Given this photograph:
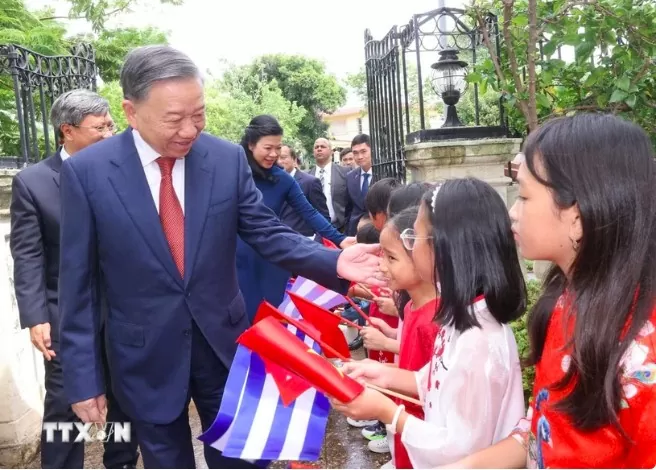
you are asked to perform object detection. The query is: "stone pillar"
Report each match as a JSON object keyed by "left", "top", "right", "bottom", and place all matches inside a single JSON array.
[
  {"left": 404, "top": 137, "right": 534, "bottom": 277},
  {"left": 405, "top": 137, "right": 523, "bottom": 205},
  {"left": 0, "top": 169, "right": 44, "bottom": 467}
]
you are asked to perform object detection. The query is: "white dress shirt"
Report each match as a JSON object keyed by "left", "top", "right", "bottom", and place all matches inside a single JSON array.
[
  {"left": 60, "top": 146, "right": 71, "bottom": 161},
  {"left": 316, "top": 163, "right": 335, "bottom": 222},
  {"left": 290, "top": 168, "right": 297, "bottom": 178},
  {"left": 132, "top": 130, "right": 185, "bottom": 214}
]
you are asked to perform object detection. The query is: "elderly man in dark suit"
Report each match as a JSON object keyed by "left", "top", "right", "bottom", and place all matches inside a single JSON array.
[
  {"left": 57, "top": 45, "right": 383, "bottom": 469},
  {"left": 10, "top": 89, "right": 139, "bottom": 469},
  {"left": 278, "top": 144, "right": 330, "bottom": 237},
  {"left": 308, "top": 137, "right": 351, "bottom": 232}
]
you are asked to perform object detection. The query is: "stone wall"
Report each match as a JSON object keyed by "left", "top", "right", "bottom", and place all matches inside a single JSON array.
[
  {"left": 0, "top": 169, "right": 44, "bottom": 468},
  {"left": 404, "top": 137, "right": 551, "bottom": 282}
]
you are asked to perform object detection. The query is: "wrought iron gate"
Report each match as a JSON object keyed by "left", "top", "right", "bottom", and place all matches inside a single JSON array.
[
  {"left": 364, "top": 8, "right": 503, "bottom": 182},
  {"left": 0, "top": 43, "right": 96, "bottom": 167}
]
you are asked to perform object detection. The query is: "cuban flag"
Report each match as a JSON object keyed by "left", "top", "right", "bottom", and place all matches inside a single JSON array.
[
  {"left": 198, "top": 278, "right": 347, "bottom": 462},
  {"left": 278, "top": 276, "right": 347, "bottom": 319}
]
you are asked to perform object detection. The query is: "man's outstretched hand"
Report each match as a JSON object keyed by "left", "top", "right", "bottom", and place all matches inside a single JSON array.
[
  {"left": 72, "top": 395, "right": 107, "bottom": 424},
  {"left": 336, "top": 243, "right": 387, "bottom": 287}
]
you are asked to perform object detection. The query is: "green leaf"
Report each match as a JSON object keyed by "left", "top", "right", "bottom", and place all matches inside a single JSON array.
[
  {"left": 616, "top": 76, "right": 631, "bottom": 92},
  {"left": 575, "top": 41, "right": 595, "bottom": 63},
  {"left": 536, "top": 93, "right": 551, "bottom": 109},
  {"left": 466, "top": 72, "right": 483, "bottom": 83},
  {"left": 625, "top": 94, "right": 638, "bottom": 108},
  {"left": 609, "top": 89, "right": 629, "bottom": 103}
]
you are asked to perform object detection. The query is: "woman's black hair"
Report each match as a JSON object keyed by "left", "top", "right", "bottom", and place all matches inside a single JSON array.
[
  {"left": 365, "top": 178, "right": 401, "bottom": 216},
  {"left": 240, "top": 114, "right": 283, "bottom": 182},
  {"left": 386, "top": 206, "right": 421, "bottom": 319},
  {"left": 388, "top": 182, "right": 435, "bottom": 218},
  {"left": 421, "top": 178, "right": 526, "bottom": 331},
  {"left": 356, "top": 222, "right": 380, "bottom": 244},
  {"left": 523, "top": 113, "right": 656, "bottom": 432}
]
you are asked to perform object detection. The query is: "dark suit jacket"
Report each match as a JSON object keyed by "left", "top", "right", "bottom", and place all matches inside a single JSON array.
[
  {"left": 346, "top": 167, "right": 369, "bottom": 236},
  {"left": 308, "top": 163, "right": 350, "bottom": 230},
  {"left": 58, "top": 130, "right": 343, "bottom": 424},
  {"left": 10, "top": 153, "right": 64, "bottom": 341},
  {"left": 280, "top": 169, "right": 330, "bottom": 236}
]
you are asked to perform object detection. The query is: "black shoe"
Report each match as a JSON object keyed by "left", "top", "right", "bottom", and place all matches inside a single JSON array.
[{"left": 348, "top": 335, "right": 363, "bottom": 350}]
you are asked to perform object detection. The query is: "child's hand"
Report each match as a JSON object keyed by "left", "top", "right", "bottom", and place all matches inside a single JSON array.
[
  {"left": 340, "top": 360, "right": 391, "bottom": 388},
  {"left": 362, "top": 326, "right": 393, "bottom": 352},
  {"left": 329, "top": 387, "right": 396, "bottom": 422},
  {"left": 373, "top": 296, "right": 399, "bottom": 317},
  {"left": 368, "top": 317, "right": 397, "bottom": 338}
]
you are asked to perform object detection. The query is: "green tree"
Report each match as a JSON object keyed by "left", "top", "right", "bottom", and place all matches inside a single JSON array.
[
  {"left": 76, "top": 27, "right": 169, "bottom": 82},
  {"left": 224, "top": 55, "right": 346, "bottom": 153},
  {"left": 468, "top": 0, "right": 656, "bottom": 135},
  {"left": 203, "top": 79, "right": 306, "bottom": 145},
  {"left": 0, "top": 0, "right": 174, "bottom": 156},
  {"left": 40, "top": 0, "right": 183, "bottom": 33}
]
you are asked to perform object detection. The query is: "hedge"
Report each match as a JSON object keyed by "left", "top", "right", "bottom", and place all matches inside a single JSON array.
[{"left": 509, "top": 279, "right": 542, "bottom": 403}]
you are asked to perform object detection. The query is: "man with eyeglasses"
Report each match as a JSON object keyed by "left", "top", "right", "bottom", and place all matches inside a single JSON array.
[{"left": 10, "top": 89, "right": 138, "bottom": 468}]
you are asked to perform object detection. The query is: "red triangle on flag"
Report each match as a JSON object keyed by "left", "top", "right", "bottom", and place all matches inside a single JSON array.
[{"left": 261, "top": 357, "right": 312, "bottom": 406}]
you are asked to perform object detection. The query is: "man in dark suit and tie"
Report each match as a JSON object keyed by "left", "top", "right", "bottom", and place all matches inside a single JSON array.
[
  {"left": 58, "top": 45, "right": 382, "bottom": 469},
  {"left": 278, "top": 144, "right": 330, "bottom": 237},
  {"left": 345, "top": 134, "right": 374, "bottom": 235},
  {"left": 10, "top": 89, "right": 139, "bottom": 469},
  {"left": 308, "top": 138, "right": 351, "bottom": 231}
]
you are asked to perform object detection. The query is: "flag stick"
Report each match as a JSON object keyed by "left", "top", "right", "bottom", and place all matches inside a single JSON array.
[
  {"left": 357, "top": 283, "right": 375, "bottom": 298},
  {"left": 345, "top": 296, "right": 376, "bottom": 328},
  {"left": 365, "top": 383, "right": 423, "bottom": 406},
  {"left": 332, "top": 313, "right": 363, "bottom": 331}
]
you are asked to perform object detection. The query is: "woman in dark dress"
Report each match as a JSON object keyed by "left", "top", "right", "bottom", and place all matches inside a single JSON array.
[{"left": 237, "top": 115, "right": 354, "bottom": 320}]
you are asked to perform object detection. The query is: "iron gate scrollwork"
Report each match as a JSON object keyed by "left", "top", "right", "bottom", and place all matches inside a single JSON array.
[
  {"left": 365, "top": 7, "right": 505, "bottom": 182},
  {"left": 0, "top": 43, "right": 97, "bottom": 167}
]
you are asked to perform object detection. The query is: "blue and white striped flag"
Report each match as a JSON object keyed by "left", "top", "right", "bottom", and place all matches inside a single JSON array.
[
  {"left": 198, "top": 278, "right": 346, "bottom": 462},
  {"left": 279, "top": 276, "right": 347, "bottom": 319}
]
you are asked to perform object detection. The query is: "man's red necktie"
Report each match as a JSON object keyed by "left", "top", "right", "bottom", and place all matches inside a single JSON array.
[{"left": 156, "top": 157, "right": 184, "bottom": 278}]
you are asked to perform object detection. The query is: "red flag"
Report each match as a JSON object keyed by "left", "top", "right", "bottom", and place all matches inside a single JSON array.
[
  {"left": 253, "top": 302, "right": 349, "bottom": 361},
  {"left": 287, "top": 291, "right": 351, "bottom": 360},
  {"left": 321, "top": 238, "right": 338, "bottom": 250},
  {"left": 238, "top": 316, "right": 364, "bottom": 403}
]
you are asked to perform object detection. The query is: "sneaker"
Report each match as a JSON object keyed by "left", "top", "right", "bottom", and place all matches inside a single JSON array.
[
  {"left": 346, "top": 417, "right": 378, "bottom": 428},
  {"left": 362, "top": 421, "right": 384, "bottom": 440},
  {"left": 380, "top": 460, "right": 395, "bottom": 469},
  {"left": 368, "top": 436, "right": 390, "bottom": 453}
]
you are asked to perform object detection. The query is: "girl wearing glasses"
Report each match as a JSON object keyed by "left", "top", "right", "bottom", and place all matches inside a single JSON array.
[
  {"left": 331, "top": 178, "right": 527, "bottom": 468},
  {"left": 358, "top": 206, "right": 440, "bottom": 459}
]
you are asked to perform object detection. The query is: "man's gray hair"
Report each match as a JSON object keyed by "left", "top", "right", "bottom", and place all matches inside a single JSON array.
[
  {"left": 120, "top": 45, "right": 202, "bottom": 102},
  {"left": 50, "top": 89, "right": 110, "bottom": 140}
]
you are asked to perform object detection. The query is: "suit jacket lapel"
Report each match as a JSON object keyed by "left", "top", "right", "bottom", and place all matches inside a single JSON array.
[
  {"left": 183, "top": 144, "right": 212, "bottom": 287},
  {"left": 108, "top": 130, "right": 183, "bottom": 286}
]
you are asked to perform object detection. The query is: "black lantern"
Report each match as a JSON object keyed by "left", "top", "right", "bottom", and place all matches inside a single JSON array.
[{"left": 430, "top": 48, "right": 468, "bottom": 127}]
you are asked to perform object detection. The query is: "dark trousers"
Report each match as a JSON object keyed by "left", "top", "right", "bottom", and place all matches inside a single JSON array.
[
  {"left": 133, "top": 321, "right": 258, "bottom": 469},
  {"left": 41, "top": 339, "right": 139, "bottom": 469}
]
